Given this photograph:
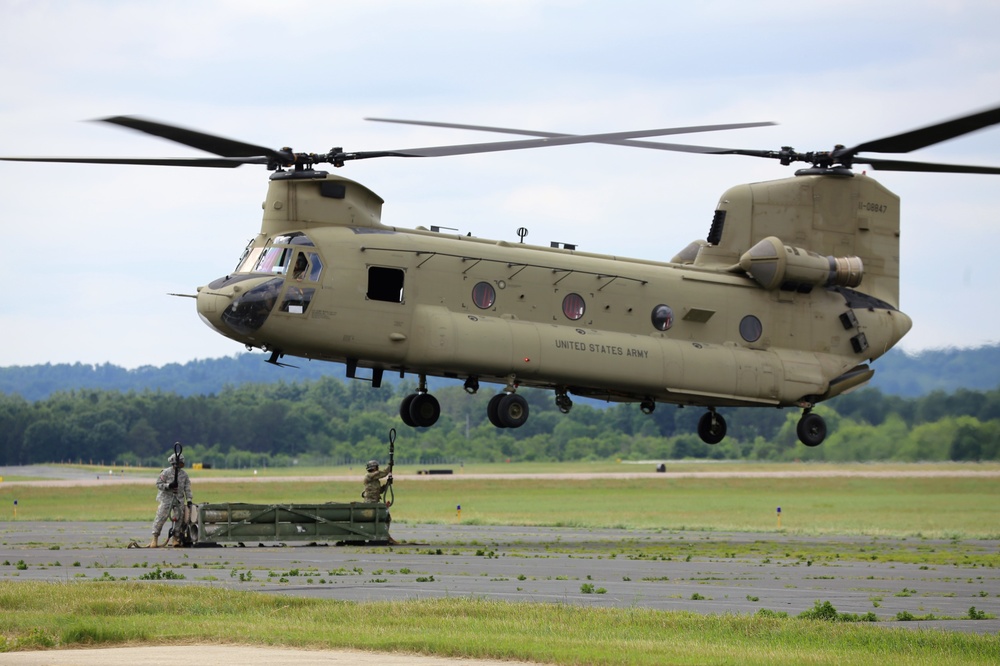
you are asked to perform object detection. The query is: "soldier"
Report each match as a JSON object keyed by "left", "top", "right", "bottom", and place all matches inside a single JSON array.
[
  {"left": 363, "top": 459, "right": 396, "bottom": 543},
  {"left": 148, "top": 447, "right": 193, "bottom": 548},
  {"left": 363, "top": 459, "right": 392, "bottom": 502}
]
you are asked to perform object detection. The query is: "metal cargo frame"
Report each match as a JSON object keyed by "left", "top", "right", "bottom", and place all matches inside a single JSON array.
[{"left": 194, "top": 502, "right": 390, "bottom": 545}]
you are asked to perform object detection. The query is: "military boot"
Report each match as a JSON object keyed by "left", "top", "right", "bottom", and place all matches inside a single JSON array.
[{"left": 147, "top": 536, "right": 159, "bottom": 548}]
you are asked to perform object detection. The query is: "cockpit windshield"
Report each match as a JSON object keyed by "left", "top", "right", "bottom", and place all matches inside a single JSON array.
[{"left": 234, "top": 233, "right": 318, "bottom": 275}]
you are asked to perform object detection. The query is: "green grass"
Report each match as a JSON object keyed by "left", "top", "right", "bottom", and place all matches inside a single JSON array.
[
  {"left": 3, "top": 465, "right": 1000, "bottom": 538},
  {"left": 1, "top": 581, "right": 998, "bottom": 665}
]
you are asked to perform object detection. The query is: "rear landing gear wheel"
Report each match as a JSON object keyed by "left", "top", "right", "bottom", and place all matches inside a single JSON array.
[
  {"left": 497, "top": 393, "right": 529, "bottom": 428},
  {"left": 488, "top": 393, "right": 529, "bottom": 428},
  {"left": 797, "top": 411, "right": 827, "bottom": 447},
  {"left": 487, "top": 393, "right": 505, "bottom": 428},
  {"left": 407, "top": 393, "right": 440, "bottom": 428},
  {"left": 399, "top": 394, "right": 417, "bottom": 427},
  {"left": 697, "top": 410, "right": 727, "bottom": 445}
]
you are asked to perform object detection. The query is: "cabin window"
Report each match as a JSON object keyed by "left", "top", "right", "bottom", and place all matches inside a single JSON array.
[
  {"left": 472, "top": 282, "right": 496, "bottom": 309},
  {"left": 562, "top": 293, "right": 586, "bottom": 321},
  {"left": 651, "top": 304, "right": 674, "bottom": 331},
  {"left": 367, "top": 266, "right": 404, "bottom": 303},
  {"left": 740, "top": 315, "right": 762, "bottom": 343}
]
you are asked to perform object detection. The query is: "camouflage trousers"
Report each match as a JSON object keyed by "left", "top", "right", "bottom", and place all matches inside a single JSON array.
[{"left": 152, "top": 497, "right": 187, "bottom": 537}]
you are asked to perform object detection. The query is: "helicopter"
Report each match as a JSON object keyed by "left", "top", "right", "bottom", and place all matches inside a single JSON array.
[{"left": 4, "top": 104, "right": 1000, "bottom": 448}]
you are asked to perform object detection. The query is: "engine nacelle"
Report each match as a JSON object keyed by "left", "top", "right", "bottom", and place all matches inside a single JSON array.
[{"left": 739, "top": 236, "right": 863, "bottom": 291}]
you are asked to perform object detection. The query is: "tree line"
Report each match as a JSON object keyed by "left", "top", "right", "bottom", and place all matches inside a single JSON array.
[{"left": 1, "top": 377, "right": 999, "bottom": 467}]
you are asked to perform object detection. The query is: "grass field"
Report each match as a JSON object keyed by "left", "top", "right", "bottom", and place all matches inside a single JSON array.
[
  {"left": 2, "top": 582, "right": 999, "bottom": 665},
  {"left": 1, "top": 463, "right": 999, "bottom": 663},
  {"left": 2, "top": 462, "right": 999, "bottom": 538}
]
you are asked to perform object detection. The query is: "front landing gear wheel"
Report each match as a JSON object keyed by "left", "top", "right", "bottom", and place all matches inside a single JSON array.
[
  {"left": 697, "top": 410, "right": 727, "bottom": 444},
  {"left": 797, "top": 411, "right": 827, "bottom": 447}
]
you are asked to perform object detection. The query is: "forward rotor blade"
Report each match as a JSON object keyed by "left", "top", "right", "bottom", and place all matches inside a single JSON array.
[
  {"left": 0, "top": 156, "right": 264, "bottom": 168},
  {"left": 856, "top": 156, "right": 1000, "bottom": 175},
  {"left": 97, "top": 116, "right": 286, "bottom": 160},
  {"left": 365, "top": 118, "right": 775, "bottom": 155},
  {"left": 844, "top": 103, "right": 1000, "bottom": 156}
]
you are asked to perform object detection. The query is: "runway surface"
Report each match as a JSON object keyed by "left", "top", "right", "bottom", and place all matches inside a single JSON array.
[{"left": 2, "top": 519, "right": 998, "bottom": 636}]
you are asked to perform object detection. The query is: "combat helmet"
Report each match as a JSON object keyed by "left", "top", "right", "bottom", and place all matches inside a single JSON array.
[
  {"left": 168, "top": 452, "right": 186, "bottom": 466},
  {"left": 366, "top": 460, "right": 379, "bottom": 472}
]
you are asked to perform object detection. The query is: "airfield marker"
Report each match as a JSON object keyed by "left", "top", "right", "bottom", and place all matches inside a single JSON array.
[{"left": 777, "top": 506, "right": 782, "bottom": 529}]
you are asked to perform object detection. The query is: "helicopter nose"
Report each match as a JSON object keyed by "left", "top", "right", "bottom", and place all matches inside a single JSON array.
[
  {"left": 196, "top": 275, "right": 283, "bottom": 338},
  {"left": 196, "top": 287, "right": 233, "bottom": 336},
  {"left": 891, "top": 309, "right": 913, "bottom": 347}
]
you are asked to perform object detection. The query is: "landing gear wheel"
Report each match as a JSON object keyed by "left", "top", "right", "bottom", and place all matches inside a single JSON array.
[
  {"left": 487, "top": 393, "right": 506, "bottom": 428},
  {"left": 497, "top": 393, "right": 529, "bottom": 428},
  {"left": 797, "top": 411, "right": 827, "bottom": 447},
  {"left": 697, "top": 410, "right": 727, "bottom": 444},
  {"left": 555, "top": 392, "right": 573, "bottom": 414},
  {"left": 399, "top": 394, "right": 417, "bottom": 427},
  {"left": 408, "top": 393, "right": 440, "bottom": 428}
]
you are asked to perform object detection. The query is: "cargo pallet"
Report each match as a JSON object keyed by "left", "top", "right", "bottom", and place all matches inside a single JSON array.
[{"left": 193, "top": 502, "right": 390, "bottom": 545}]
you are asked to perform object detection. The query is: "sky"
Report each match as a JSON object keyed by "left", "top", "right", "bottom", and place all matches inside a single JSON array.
[{"left": 2, "top": 0, "right": 1000, "bottom": 369}]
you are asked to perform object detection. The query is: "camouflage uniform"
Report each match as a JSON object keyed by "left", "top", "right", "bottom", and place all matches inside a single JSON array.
[
  {"left": 363, "top": 467, "right": 390, "bottom": 503},
  {"left": 152, "top": 464, "right": 193, "bottom": 538}
]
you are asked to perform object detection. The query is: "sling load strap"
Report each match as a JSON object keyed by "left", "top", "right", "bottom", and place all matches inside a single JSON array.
[{"left": 381, "top": 428, "right": 395, "bottom": 508}]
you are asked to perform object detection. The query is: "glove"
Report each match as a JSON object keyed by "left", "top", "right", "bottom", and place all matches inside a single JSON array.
[
  {"left": 168, "top": 480, "right": 178, "bottom": 489},
  {"left": 187, "top": 501, "right": 193, "bottom": 508}
]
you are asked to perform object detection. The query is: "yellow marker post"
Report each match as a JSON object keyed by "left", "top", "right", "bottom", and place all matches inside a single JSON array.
[
  {"left": 457, "top": 504, "right": 461, "bottom": 521},
  {"left": 13, "top": 499, "right": 17, "bottom": 521},
  {"left": 776, "top": 506, "right": 782, "bottom": 529}
]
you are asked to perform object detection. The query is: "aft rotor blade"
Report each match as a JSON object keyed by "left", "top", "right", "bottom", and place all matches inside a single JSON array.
[
  {"left": 356, "top": 121, "right": 777, "bottom": 160},
  {"left": 97, "top": 116, "right": 288, "bottom": 160},
  {"left": 365, "top": 118, "right": 775, "bottom": 155},
  {"left": 843, "top": 103, "right": 1000, "bottom": 156},
  {"left": 857, "top": 156, "right": 1000, "bottom": 174}
]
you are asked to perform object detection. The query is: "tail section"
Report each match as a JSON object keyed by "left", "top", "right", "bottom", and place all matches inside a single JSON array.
[{"left": 698, "top": 173, "right": 901, "bottom": 308}]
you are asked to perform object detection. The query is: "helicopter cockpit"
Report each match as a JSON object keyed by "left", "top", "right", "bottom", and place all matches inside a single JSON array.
[{"left": 203, "top": 232, "right": 325, "bottom": 337}]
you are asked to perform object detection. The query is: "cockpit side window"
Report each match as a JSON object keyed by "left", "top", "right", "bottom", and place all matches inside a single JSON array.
[
  {"left": 290, "top": 251, "right": 324, "bottom": 282},
  {"left": 307, "top": 252, "right": 323, "bottom": 281}
]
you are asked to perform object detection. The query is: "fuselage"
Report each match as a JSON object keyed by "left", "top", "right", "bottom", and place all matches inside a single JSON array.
[{"left": 196, "top": 171, "right": 911, "bottom": 410}]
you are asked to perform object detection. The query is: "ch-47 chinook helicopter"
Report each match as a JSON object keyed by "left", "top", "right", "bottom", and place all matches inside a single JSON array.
[{"left": 5, "top": 104, "right": 1000, "bottom": 447}]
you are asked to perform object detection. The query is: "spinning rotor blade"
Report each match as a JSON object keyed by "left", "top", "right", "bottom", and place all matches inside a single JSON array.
[
  {"left": 2, "top": 117, "right": 776, "bottom": 170},
  {"left": 365, "top": 118, "right": 775, "bottom": 154},
  {"left": 371, "top": 106, "right": 1000, "bottom": 175},
  {"left": 98, "top": 116, "right": 286, "bottom": 160},
  {"left": 363, "top": 121, "right": 778, "bottom": 159},
  {"left": 844, "top": 103, "right": 1000, "bottom": 156},
  {"left": 856, "top": 156, "right": 1000, "bottom": 175},
  {"left": 0, "top": 156, "right": 263, "bottom": 168}
]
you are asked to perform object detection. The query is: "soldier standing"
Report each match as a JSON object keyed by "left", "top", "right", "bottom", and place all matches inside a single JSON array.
[
  {"left": 363, "top": 459, "right": 396, "bottom": 542},
  {"left": 148, "top": 447, "right": 193, "bottom": 548}
]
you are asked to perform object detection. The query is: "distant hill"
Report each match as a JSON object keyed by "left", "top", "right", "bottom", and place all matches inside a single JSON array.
[{"left": 0, "top": 345, "right": 997, "bottom": 401}]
